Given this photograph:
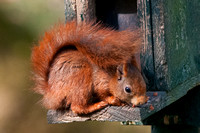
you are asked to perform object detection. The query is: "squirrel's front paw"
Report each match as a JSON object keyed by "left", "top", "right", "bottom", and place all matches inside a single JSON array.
[
  {"left": 97, "top": 101, "right": 108, "bottom": 108},
  {"left": 106, "top": 96, "right": 124, "bottom": 106}
]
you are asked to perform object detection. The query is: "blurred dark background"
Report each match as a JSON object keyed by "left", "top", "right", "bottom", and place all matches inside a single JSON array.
[{"left": 0, "top": 0, "right": 150, "bottom": 132}]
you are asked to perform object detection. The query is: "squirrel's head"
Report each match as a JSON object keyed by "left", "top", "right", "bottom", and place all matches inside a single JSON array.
[{"left": 110, "top": 56, "right": 148, "bottom": 107}]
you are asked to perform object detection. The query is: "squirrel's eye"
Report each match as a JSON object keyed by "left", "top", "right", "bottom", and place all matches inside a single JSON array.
[{"left": 125, "top": 87, "right": 131, "bottom": 93}]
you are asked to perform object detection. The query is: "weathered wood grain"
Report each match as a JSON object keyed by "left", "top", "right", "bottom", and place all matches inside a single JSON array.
[
  {"left": 65, "top": 0, "right": 77, "bottom": 22},
  {"left": 151, "top": 0, "right": 200, "bottom": 91},
  {"left": 138, "top": 0, "right": 155, "bottom": 90},
  {"left": 146, "top": 85, "right": 200, "bottom": 127},
  {"left": 151, "top": 0, "right": 168, "bottom": 91},
  {"left": 47, "top": 92, "right": 167, "bottom": 124},
  {"left": 164, "top": 0, "right": 200, "bottom": 90},
  {"left": 65, "top": 0, "right": 95, "bottom": 23},
  {"left": 76, "top": 0, "right": 96, "bottom": 23}
]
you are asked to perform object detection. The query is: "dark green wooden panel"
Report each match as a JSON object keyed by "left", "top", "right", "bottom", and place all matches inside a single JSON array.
[
  {"left": 151, "top": 0, "right": 200, "bottom": 91},
  {"left": 164, "top": 0, "right": 200, "bottom": 90},
  {"left": 151, "top": 0, "right": 168, "bottom": 91},
  {"left": 185, "top": 0, "right": 200, "bottom": 73},
  {"left": 138, "top": 0, "right": 155, "bottom": 90}
]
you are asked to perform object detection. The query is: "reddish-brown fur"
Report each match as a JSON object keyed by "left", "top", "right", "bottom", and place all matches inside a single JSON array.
[{"left": 31, "top": 21, "right": 147, "bottom": 114}]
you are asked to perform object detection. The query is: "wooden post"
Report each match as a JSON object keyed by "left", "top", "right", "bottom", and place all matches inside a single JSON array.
[
  {"left": 76, "top": 0, "right": 96, "bottom": 23},
  {"left": 65, "top": 0, "right": 77, "bottom": 22},
  {"left": 65, "top": 0, "right": 95, "bottom": 23},
  {"left": 137, "top": 0, "right": 155, "bottom": 90}
]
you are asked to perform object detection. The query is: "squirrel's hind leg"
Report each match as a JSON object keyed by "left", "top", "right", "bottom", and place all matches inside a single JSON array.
[
  {"left": 71, "top": 101, "right": 108, "bottom": 115},
  {"left": 70, "top": 96, "right": 125, "bottom": 115}
]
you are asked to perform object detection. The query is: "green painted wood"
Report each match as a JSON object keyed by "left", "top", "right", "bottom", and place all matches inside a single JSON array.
[
  {"left": 145, "top": 85, "right": 200, "bottom": 127},
  {"left": 164, "top": 0, "right": 200, "bottom": 90},
  {"left": 151, "top": 0, "right": 200, "bottom": 91},
  {"left": 138, "top": 0, "right": 155, "bottom": 90},
  {"left": 149, "top": 1, "right": 200, "bottom": 128},
  {"left": 151, "top": 0, "right": 168, "bottom": 91}
]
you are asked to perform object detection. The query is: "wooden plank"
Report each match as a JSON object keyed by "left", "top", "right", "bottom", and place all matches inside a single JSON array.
[
  {"left": 137, "top": 0, "right": 155, "bottom": 90},
  {"left": 146, "top": 85, "right": 200, "bottom": 127},
  {"left": 47, "top": 92, "right": 167, "bottom": 124},
  {"left": 151, "top": 0, "right": 168, "bottom": 91},
  {"left": 144, "top": 74, "right": 200, "bottom": 126}
]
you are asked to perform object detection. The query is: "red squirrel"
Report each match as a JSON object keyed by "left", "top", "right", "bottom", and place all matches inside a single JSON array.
[{"left": 31, "top": 21, "right": 148, "bottom": 114}]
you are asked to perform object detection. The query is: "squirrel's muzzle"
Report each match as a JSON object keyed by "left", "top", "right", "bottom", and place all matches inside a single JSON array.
[{"left": 131, "top": 95, "right": 148, "bottom": 107}]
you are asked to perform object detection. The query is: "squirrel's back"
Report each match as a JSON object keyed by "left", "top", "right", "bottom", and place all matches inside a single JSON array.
[{"left": 31, "top": 21, "right": 141, "bottom": 95}]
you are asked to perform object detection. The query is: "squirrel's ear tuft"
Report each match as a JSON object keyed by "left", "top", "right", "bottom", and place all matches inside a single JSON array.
[
  {"left": 117, "top": 64, "right": 123, "bottom": 80},
  {"left": 122, "top": 63, "right": 128, "bottom": 77},
  {"left": 117, "top": 63, "right": 128, "bottom": 79}
]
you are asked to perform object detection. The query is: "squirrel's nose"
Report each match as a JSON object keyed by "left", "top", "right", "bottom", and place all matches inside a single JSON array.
[{"left": 131, "top": 95, "right": 148, "bottom": 107}]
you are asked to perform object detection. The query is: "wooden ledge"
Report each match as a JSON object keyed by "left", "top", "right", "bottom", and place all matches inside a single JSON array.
[{"left": 47, "top": 91, "right": 167, "bottom": 124}]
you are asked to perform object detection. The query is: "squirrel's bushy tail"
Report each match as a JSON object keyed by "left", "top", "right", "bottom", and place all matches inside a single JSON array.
[{"left": 31, "top": 21, "right": 142, "bottom": 94}]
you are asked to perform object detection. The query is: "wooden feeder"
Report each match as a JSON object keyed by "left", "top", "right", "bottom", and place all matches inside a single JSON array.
[{"left": 48, "top": 0, "right": 200, "bottom": 132}]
